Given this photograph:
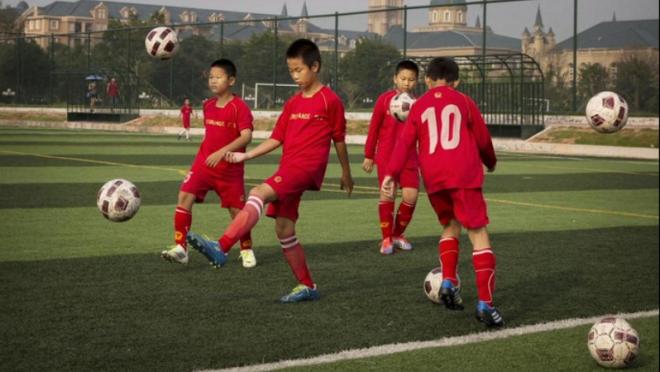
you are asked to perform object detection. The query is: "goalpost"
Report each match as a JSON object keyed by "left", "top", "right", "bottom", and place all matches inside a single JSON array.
[{"left": 252, "top": 82, "right": 299, "bottom": 110}]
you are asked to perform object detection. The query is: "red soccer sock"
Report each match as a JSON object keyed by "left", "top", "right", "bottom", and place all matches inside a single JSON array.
[
  {"left": 393, "top": 201, "right": 416, "bottom": 237},
  {"left": 378, "top": 201, "right": 395, "bottom": 239},
  {"left": 239, "top": 232, "right": 253, "bottom": 251},
  {"left": 473, "top": 249, "right": 496, "bottom": 306},
  {"left": 174, "top": 206, "right": 192, "bottom": 250},
  {"left": 280, "top": 235, "right": 314, "bottom": 288},
  {"left": 438, "top": 237, "right": 459, "bottom": 286},
  {"left": 219, "top": 196, "right": 263, "bottom": 253}
]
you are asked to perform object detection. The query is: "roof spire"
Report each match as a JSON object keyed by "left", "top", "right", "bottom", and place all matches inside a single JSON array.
[
  {"left": 301, "top": 1, "right": 308, "bottom": 18},
  {"left": 534, "top": 4, "right": 543, "bottom": 30},
  {"left": 281, "top": 3, "right": 288, "bottom": 17},
  {"left": 611, "top": 11, "right": 616, "bottom": 22},
  {"left": 475, "top": 15, "right": 481, "bottom": 28}
]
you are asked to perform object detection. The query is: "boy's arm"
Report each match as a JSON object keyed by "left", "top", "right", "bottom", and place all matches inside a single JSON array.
[
  {"left": 226, "top": 138, "right": 281, "bottom": 163},
  {"left": 334, "top": 141, "right": 354, "bottom": 197},
  {"left": 205, "top": 129, "right": 252, "bottom": 167},
  {"left": 382, "top": 114, "right": 418, "bottom": 198},
  {"left": 467, "top": 99, "right": 497, "bottom": 171},
  {"left": 363, "top": 95, "right": 386, "bottom": 173}
]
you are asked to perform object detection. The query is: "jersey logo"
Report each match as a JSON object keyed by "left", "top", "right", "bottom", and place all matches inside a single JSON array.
[
  {"left": 274, "top": 176, "right": 283, "bottom": 183},
  {"left": 289, "top": 113, "right": 311, "bottom": 120},
  {"left": 175, "top": 231, "right": 184, "bottom": 241},
  {"left": 434, "top": 92, "right": 443, "bottom": 99}
]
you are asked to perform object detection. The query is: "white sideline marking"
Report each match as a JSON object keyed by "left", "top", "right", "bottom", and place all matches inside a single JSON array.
[{"left": 199, "top": 309, "right": 658, "bottom": 372}]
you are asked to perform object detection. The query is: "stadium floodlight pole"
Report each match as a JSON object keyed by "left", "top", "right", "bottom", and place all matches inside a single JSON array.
[
  {"left": 49, "top": 34, "right": 54, "bottom": 104},
  {"left": 572, "top": 0, "right": 578, "bottom": 113},
  {"left": 220, "top": 21, "right": 224, "bottom": 57},
  {"left": 334, "top": 12, "right": 339, "bottom": 89},
  {"left": 403, "top": 5, "right": 407, "bottom": 58},
  {"left": 86, "top": 31, "right": 91, "bottom": 70}
]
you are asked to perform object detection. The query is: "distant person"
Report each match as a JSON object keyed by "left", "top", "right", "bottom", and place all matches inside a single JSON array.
[
  {"left": 106, "top": 78, "right": 119, "bottom": 110},
  {"left": 363, "top": 60, "right": 420, "bottom": 255},
  {"left": 382, "top": 57, "right": 503, "bottom": 327},
  {"left": 178, "top": 98, "right": 193, "bottom": 141},
  {"left": 86, "top": 82, "right": 97, "bottom": 112}
]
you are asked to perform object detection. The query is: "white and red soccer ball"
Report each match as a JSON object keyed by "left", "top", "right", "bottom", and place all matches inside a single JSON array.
[
  {"left": 144, "top": 26, "right": 180, "bottom": 60},
  {"left": 390, "top": 92, "right": 415, "bottom": 122},
  {"left": 423, "top": 267, "right": 460, "bottom": 304},
  {"left": 587, "top": 317, "right": 640, "bottom": 368},
  {"left": 585, "top": 91, "right": 629, "bottom": 134},
  {"left": 97, "top": 179, "right": 141, "bottom": 222}
]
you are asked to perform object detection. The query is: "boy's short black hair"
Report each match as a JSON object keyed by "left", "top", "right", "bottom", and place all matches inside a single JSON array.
[
  {"left": 210, "top": 58, "right": 237, "bottom": 78},
  {"left": 395, "top": 60, "right": 419, "bottom": 77},
  {"left": 286, "top": 39, "right": 322, "bottom": 70},
  {"left": 426, "top": 57, "right": 459, "bottom": 82}
]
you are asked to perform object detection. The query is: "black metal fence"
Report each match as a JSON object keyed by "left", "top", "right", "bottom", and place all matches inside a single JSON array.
[{"left": 0, "top": 0, "right": 657, "bottom": 118}]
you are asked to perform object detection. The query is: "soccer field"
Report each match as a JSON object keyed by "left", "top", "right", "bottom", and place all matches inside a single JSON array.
[{"left": 0, "top": 127, "right": 658, "bottom": 371}]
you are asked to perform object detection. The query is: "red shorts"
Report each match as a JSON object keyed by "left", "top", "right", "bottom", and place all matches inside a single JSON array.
[
  {"left": 377, "top": 162, "right": 419, "bottom": 189},
  {"left": 180, "top": 167, "right": 245, "bottom": 209},
  {"left": 264, "top": 167, "right": 316, "bottom": 222},
  {"left": 428, "top": 188, "right": 489, "bottom": 229}
]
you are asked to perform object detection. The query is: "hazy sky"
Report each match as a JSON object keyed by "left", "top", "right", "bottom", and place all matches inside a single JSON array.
[{"left": 6, "top": 0, "right": 659, "bottom": 41}]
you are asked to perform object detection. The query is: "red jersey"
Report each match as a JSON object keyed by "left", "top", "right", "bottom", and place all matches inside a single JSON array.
[
  {"left": 192, "top": 95, "right": 253, "bottom": 177},
  {"left": 365, "top": 89, "right": 418, "bottom": 168},
  {"left": 271, "top": 86, "right": 346, "bottom": 190},
  {"left": 181, "top": 104, "right": 193, "bottom": 127},
  {"left": 388, "top": 86, "right": 496, "bottom": 193}
]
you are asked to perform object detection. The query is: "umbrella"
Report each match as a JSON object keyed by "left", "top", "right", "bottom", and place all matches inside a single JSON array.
[{"left": 85, "top": 74, "right": 105, "bottom": 81}]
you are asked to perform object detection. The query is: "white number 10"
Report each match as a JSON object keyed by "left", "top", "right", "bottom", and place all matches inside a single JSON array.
[{"left": 422, "top": 104, "right": 462, "bottom": 154}]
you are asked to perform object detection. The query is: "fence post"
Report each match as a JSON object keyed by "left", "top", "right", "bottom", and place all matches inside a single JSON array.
[
  {"left": 272, "top": 16, "right": 278, "bottom": 109},
  {"left": 49, "top": 34, "right": 55, "bottom": 104},
  {"left": 334, "top": 12, "right": 339, "bottom": 89},
  {"left": 86, "top": 31, "right": 91, "bottom": 70},
  {"left": 481, "top": 1, "right": 487, "bottom": 103},
  {"left": 572, "top": 0, "right": 578, "bottom": 112},
  {"left": 403, "top": 5, "right": 407, "bottom": 58},
  {"left": 220, "top": 21, "right": 224, "bottom": 57}
]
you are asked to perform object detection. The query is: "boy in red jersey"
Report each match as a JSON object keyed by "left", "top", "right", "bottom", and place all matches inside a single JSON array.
[
  {"left": 177, "top": 97, "right": 193, "bottom": 141},
  {"left": 187, "top": 39, "right": 354, "bottom": 303},
  {"left": 363, "top": 60, "right": 420, "bottom": 255},
  {"left": 382, "top": 57, "right": 503, "bottom": 327},
  {"left": 161, "top": 59, "right": 257, "bottom": 269}
]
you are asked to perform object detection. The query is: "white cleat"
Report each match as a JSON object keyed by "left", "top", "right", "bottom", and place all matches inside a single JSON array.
[
  {"left": 161, "top": 244, "right": 189, "bottom": 265},
  {"left": 239, "top": 249, "right": 257, "bottom": 268}
]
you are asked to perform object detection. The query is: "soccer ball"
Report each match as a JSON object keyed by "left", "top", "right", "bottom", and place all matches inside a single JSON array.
[
  {"left": 144, "top": 27, "right": 179, "bottom": 60},
  {"left": 390, "top": 92, "right": 415, "bottom": 122},
  {"left": 423, "top": 267, "right": 460, "bottom": 304},
  {"left": 585, "top": 91, "right": 629, "bottom": 133},
  {"left": 587, "top": 317, "right": 640, "bottom": 368},
  {"left": 97, "top": 179, "right": 141, "bottom": 222}
]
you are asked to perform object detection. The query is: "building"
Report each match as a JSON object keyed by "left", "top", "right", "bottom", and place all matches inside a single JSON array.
[{"left": 523, "top": 7, "right": 659, "bottom": 80}]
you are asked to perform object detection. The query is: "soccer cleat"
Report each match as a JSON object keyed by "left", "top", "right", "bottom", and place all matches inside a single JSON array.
[
  {"left": 475, "top": 301, "right": 505, "bottom": 328},
  {"left": 393, "top": 235, "right": 413, "bottom": 251},
  {"left": 160, "top": 244, "right": 189, "bottom": 265},
  {"left": 379, "top": 237, "right": 395, "bottom": 255},
  {"left": 279, "top": 284, "right": 320, "bottom": 303},
  {"left": 187, "top": 232, "right": 227, "bottom": 268},
  {"left": 439, "top": 279, "right": 464, "bottom": 310},
  {"left": 239, "top": 249, "right": 257, "bottom": 268}
]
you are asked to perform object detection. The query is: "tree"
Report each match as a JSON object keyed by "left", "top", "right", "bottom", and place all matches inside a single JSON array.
[
  {"left": 338, "top": 37, "right": 401, "bottom": 108},
  {"left": 615, "top": 56, "right": 659, "bottom": 114},
  {"left": 577, "top": 62, "right": 609, "bottom": 103},
  {"left": 0, "top": 1, "right": 19, "bottom": 36}
]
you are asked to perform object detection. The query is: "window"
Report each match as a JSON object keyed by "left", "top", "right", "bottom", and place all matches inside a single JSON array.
[
  {"left": 432, "top": 11, "right": 437, "bottom": 23},
  {"left": 97, "top": 9, "right": 106, "bottom": 19},
  {"left": 444, "top": 11, "right": 450, "bottom": 22},
  {"left": 50, "top": 20, "right": 59, "bottom": 30},
  {"left": 457, "top": 11, "right": 463, "bottom": 23}
]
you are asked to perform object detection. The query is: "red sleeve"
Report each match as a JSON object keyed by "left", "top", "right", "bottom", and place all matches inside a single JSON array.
[
  {"left": 387, "top": 108, "right": 418, "bottom": 179},
  {"left": 467, "top": 97, "right": 496, "bottom": 170},
  {"left": 364, "top": 94, "right": 387, "bottom": 159},
  {"left": 271, "top": 101, "right": 290, "bottom": 142},
  {"left": 330, "top": 97, "right": 346, "bottom": 143},
  {"left": 237, "top": 102, "right": 254, "bottom": 132}
]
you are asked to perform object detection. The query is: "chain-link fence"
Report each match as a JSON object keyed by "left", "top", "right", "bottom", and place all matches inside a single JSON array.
[{"left": 1, "top": 0, "right": 657, "bottom": 116}]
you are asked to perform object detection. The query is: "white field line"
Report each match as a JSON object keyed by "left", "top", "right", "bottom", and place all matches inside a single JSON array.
[{"left": 199, "top": 309, "right": 659, "bottom": 372}]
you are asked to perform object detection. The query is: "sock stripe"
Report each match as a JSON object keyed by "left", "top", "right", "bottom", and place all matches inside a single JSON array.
[
  {"left": 401, "top": 202, "right": 416, "bottom": 207},
  {"left": 280, "top": 238, "right": 299, "bottom": 249},
  {"left": 473, "top": 249, "right": 493, "bottom": 256},
  {"left": 246, "top": 200, "right": 263, "bottom": 215},
  {"left": 440, "top": 237, "right": 458, "bottom": 243},
  {"left": 175, "top": 207, "right": 191, "bottom": 215},
  {"left": 247, "top": 196, "right": 264, "bottom": 210}
]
